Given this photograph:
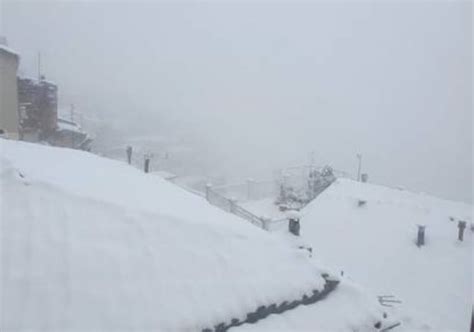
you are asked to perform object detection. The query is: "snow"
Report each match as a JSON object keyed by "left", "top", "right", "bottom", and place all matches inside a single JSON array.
[
  {"left": 286, "top": 210, "right": 302, "bottom": 220},
  {"left": 0, "top": 44, "right": 19, "bottom": 57},
  {"left": 150, "top": 170, "right": 178, "bottom": 180},
  {"left": 57, "top": 118, "right": 84, "bottom": 133},
  {"left": 241, "top": 198, "right": 286, "bottom": 221},
  {"left": 233, "top": 280, "right": 399, "bottom": 332},
  {"left": 0, "top": 139, "right": 391, "bottom": 331},
  {"left": 288, "top": 178, "right": 473, "bottom": 331}
]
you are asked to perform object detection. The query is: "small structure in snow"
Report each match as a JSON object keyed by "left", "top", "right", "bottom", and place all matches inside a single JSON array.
[
  {"left": 357, "top": 199, "right": 367, "bottom": 207},
  {"left": 416, "top": 224, "right": 426, "bottom": 247},
  {"left": 457, "top": 221, "right": 467, "bottom": 241},
  {"left": 49, "top": 118, "right": 92, "bottom": 151},
  {"left": 287, "top": 210, "right": 301, "bottom": 236}
]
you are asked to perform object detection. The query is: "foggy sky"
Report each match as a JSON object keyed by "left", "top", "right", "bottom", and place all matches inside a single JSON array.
[{"left": 1, "top": 0, "right": 472, "bottom": 203}]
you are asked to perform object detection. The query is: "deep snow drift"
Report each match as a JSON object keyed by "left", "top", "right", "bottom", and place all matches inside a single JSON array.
[
  {"left": 292, "top": 178, "right": 472, "bottom": 331},
  {"left": 1, "top": 139, "right": 389, "bottom": 331}
]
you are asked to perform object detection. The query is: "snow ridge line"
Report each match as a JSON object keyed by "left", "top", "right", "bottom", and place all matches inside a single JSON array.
[{"left": 202, "top": 274, "right": 339, "bottom": 332}]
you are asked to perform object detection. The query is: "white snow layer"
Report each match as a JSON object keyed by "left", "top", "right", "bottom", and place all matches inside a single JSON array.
[
  {"left": 294, "top": 178, "right": 472, "bottom": 332},
  {"left": 233, "top": 280, "right": 399, "bottom": 332},
  {"left": 0, "top": 139, "right": 388, "bottom": 331}
]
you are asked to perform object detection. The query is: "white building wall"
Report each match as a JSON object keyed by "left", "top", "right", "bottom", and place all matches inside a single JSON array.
[{"left": 0, "top": 47, "right": 20, "bottom": 139}]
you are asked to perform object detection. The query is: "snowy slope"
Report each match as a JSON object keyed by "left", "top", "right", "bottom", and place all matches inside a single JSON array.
[
  {"left": 0, "top": 140, "right": 389, "bottom": 331},
  {"left": 295, "top": 178, "right": 472, "bottom": 331}
]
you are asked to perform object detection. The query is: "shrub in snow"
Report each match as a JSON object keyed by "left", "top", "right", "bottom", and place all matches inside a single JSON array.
[{"left": 306, "top": 165, "right": 336, "bottom": 202}]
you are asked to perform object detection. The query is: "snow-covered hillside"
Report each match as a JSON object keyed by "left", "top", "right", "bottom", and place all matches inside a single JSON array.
[
  {"left": 0, "top": 139, "right": 391, "bottom": 331},
  {"left": 295, "top": 178, "right": 472, "bottom": 331}
]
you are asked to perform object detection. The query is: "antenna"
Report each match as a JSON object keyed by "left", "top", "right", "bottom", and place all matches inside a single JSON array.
[
  {"left": 70, "top": 104, "right": 75, "bottom": 122},
  {"left": 37, "top": 52, "right": 41, "bottom": 81}
]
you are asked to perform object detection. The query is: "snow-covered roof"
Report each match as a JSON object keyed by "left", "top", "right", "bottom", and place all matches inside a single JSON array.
[
  {"left": 294, "top": 178, "right": 472, "bottom": 331},
  {"left": 0, "top": 44, "right": 19, "bottom": 57},
  {"left": 18, "top": 75, "right": 57, "bottom": 86},
  {"left": 1, "top": 139, "right": 399, "bottom": 331},
  {"left": 56, "top": 118, "right": 84, "bottom": 134}
]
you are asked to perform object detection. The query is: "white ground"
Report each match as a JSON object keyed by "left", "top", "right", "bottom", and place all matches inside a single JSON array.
[
  {"left": 0, "top": 139, "right": 391, "bottom": 331},
  {"left": 271, "top": 178, "right": 472, "bottom": 331},
  {"left": 241, "top": 197, "right": 286, "bottom": 221}
]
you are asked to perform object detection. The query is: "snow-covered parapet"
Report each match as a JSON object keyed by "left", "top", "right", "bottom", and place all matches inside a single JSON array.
[
  {"left": 0, "top": 44, "right": 19, "bottom": 57},
  {"left": 286, "top": 209, "right": 301, "bottom": 220},
  {"left": 56, "top": 118, "right": 84, "bottom": 132}
]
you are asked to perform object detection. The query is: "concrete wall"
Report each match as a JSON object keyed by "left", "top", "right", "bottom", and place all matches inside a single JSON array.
[{"left": 0, "top": 48, "right": 19, "bottom": 139}]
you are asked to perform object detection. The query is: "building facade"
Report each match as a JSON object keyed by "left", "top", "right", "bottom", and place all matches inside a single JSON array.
[
  {"left": 0, "top": 45, "right": 20, "bottom": 139},
  {"left": 18, "top": 77, "right": 58, "bottom": 141}
]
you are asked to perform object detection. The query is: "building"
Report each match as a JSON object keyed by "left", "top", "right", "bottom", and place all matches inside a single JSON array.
[
  {"left": 48, "top": 117, "right": 92, "bottom": 151},
  {"left": 17, "top": 77, "right": 93, "bottom": 150},
  {"left": 0, "top": 42, "right": 20, "bottom": 139},
  {"left": 18, "top": 77, "right": 58, "bottom": 141}
]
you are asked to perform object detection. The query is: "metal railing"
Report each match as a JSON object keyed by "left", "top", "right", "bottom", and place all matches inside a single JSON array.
[{"left": 206, "top": 185, "right": 268, "bottom": 230}]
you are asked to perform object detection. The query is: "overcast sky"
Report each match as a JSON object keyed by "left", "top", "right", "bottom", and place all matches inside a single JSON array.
[{"left": 1, "top": 0, "right": 472, "bottom": 203}]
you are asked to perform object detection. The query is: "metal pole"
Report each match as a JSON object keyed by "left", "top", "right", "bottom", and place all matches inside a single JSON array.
[
  {"left": 356, "top": 153, "right": 362, "bottom": 181},
  {"left": 126, "top": 146, "right": 133, "bottom": 165},
  {"left": 37, "top": 52, "right": 41, "bottom": 81},
  {"left": 144, "top": 154, "right": 151, "bottom": 173},
  {"left": 70, "top": 104, "right": 75, "bottom": 148}
]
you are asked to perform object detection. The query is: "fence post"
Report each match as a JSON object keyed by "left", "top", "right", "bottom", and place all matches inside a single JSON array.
[
  {"left": 205, "top": 184, "right": 212, "bottom": 202},
  {"left": 144, "top": 155, "right": 151, "bottom": 173},
  {"left": 458, "top": 221, "right": 467, "bottom": 241},
  {"left": 126, "top": 146, "right": 133, "bottom": 165},
  {"left": 416, "top": 225, "right": 426, "bottom": 247}
]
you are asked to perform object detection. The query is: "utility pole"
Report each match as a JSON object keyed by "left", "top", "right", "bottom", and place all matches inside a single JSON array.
[
  {"left": 70, "top": 103, "right": 75, "bottom": 122},
  {"left": 70, "top": 104, "right": 75, "bottom": 148},
  {"left": 356, "top": 153, "right": 362, "bottom": 181}
]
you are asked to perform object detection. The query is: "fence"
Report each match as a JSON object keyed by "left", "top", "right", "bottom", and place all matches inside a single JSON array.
[
  {"left": 211, "top": 165, "right": 354, "bottom": 204},
  {"left": 212, "top": 179, "right": 278, "bottom": 202},
  {"left": 206, "top": 185, "right": 268, "bottom": 230}
]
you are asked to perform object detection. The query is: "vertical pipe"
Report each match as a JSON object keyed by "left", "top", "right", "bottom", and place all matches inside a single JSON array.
[
  {"left": 144, "top": 157, "right": 150, "bottom": 173},
  {"left": 458, "top": 221, "right": 467, "bottom": 241},
  {"left": 205, "top": 184, "right": 212, "bottom": 202},
  {"left": 416, "top": 225, "right": 426, "bottom": 247},
  {"left": 126, "top": 146, "right": 132, "bottom": 165}
]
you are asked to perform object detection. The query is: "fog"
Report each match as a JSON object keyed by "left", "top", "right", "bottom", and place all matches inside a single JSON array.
[{"left": 2, "top": 0, "right": 472, "bottom": 202}]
